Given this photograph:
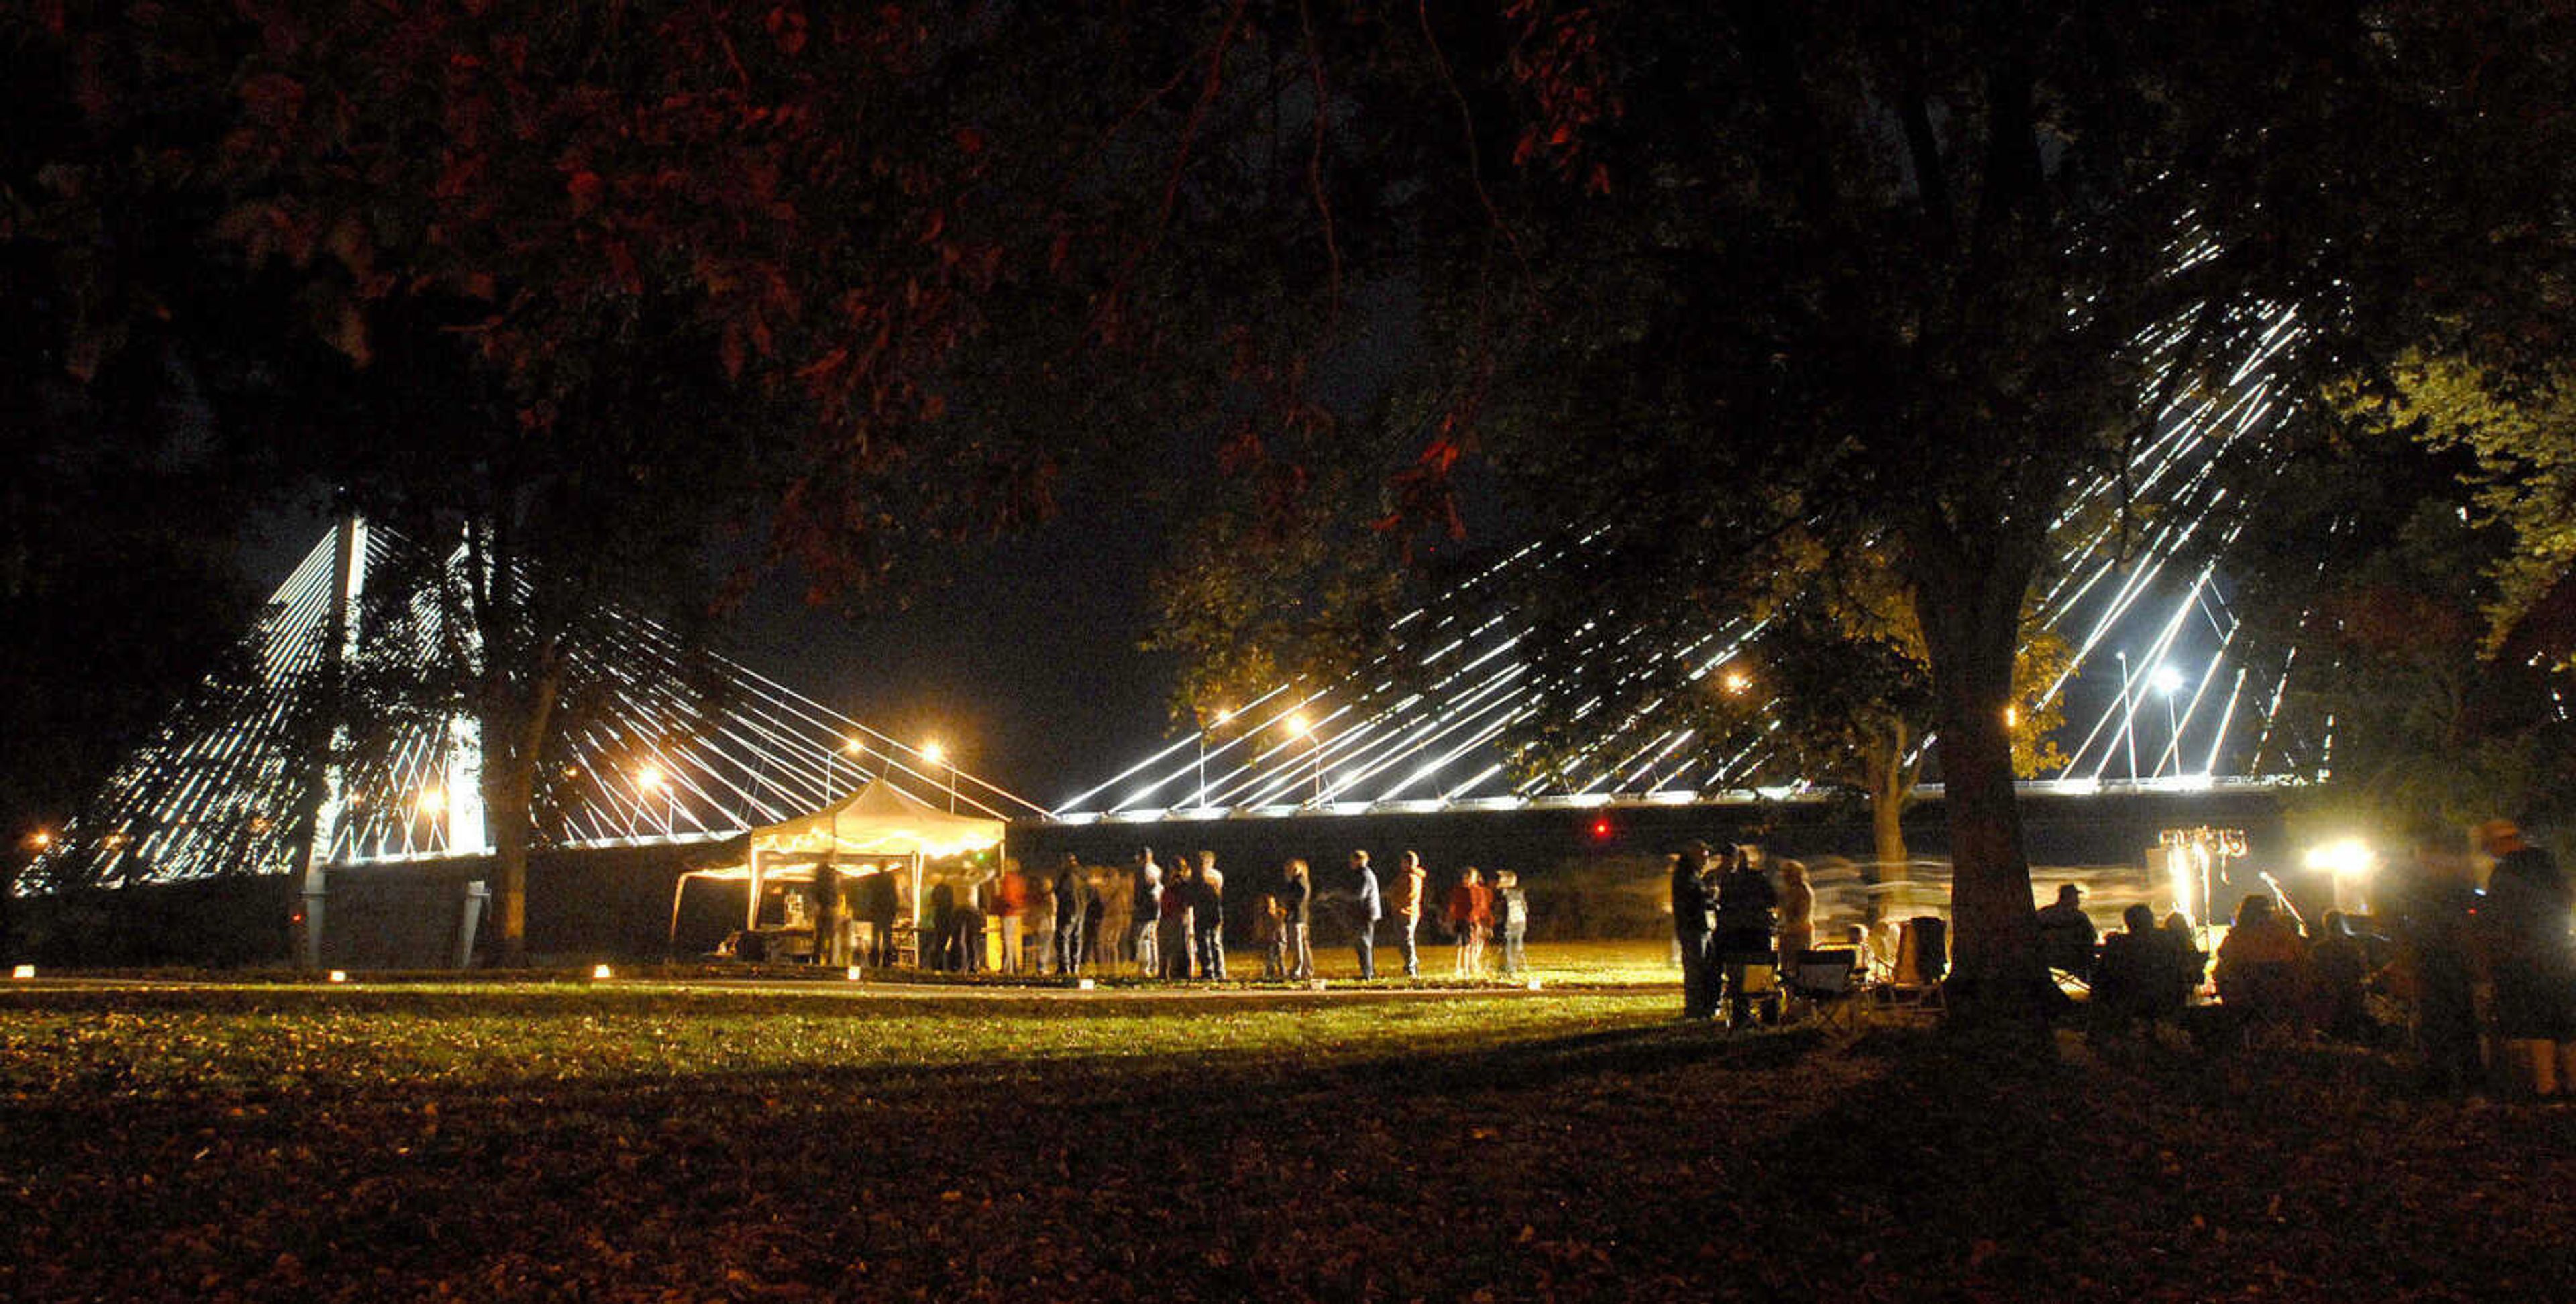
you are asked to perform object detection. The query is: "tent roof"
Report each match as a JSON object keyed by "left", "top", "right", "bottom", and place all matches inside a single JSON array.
[{"left": 743, "top": 778, "right": 1006, "bottom": 861}]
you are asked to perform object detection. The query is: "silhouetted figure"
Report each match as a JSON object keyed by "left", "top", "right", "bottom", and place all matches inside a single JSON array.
[
  {"left": 1083, "top": 881, "right": 1107, "bottom": 975},
  {"left": 857, "top": 869, "right": 900, "bottom": 967},
  {"left": 2162, "top": 912, "right": 2206, "bottom": 1006},
  {"left": 1351, "top": 850, "right": 1383, "bottom": 979},
  {"left": 928, "top": 879, "right": 958, "bottom": 973},
  {"left": 1712, "top": 847, "right": 1778, "bottom": 1026},
  {"left": 1672, "top": 844, "right": 1717, "bottom": 1020},
  {"left": 2475, "top": 819, "right": 2574, "bottom": 1096},
  {"left": 1052, "top": 856, "right": 1088, "bottom": 975},
  {"left": 1284, "top": 859, "right": 1314, "bottom": 980},
  {"left": 2035, "top": 883, "right": 2098, "bottom": 980},
  {"left": 2215, "top": 894, "right": 2305, "bottom": 1034},
  {"left": 1194, "top": 851, "right": 1227, "bottom": 979},
  {"left": 1161, "top": 857, "right": 1197, "bottom": 979},
  {"left": 2092, "top": 904, "right": 2183, "bottom": 1034},
  {"left": 2306, "top": 910, "right": 2374, "bottom": 1042},
  {"left": 2392, "top": 824, "right": 2481, "bottom": 1094},
  {"left": 1256, "top": 891, "right": 1288, "bottom": 979}
]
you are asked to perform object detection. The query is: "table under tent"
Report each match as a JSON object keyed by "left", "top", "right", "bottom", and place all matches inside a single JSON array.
[{"left": 669, "top": 778, "right": 1007, "bottom": 965}]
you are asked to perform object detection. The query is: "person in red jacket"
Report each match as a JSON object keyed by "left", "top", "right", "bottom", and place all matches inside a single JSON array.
[
  {"left": 1446, "top": 867, "right": 1495, "bottom": 977},
  {"left": 991, "top": 862, "right": 1030, "bottom": 975}
]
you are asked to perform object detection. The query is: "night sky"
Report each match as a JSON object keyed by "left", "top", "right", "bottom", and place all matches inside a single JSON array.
[
  {"left": 246, "top": 482, "right": 1179, "bottom": 816},
  {"left": 724, "top": 484, "right": 1177, "bottom": 812}
]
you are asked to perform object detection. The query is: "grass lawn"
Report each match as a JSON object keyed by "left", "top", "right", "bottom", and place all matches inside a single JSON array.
[{"left": 3, "top": 974, "right": 2571, "bottom": 1301}]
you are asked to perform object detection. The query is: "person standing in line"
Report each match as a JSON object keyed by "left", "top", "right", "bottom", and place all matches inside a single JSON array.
[
  {"left": 991, "top": 859, "right": 1030, "bottom": 975},
  {"left": 1194, "top": 851, "right": 1228, "bottom": 980},
  {"left": 1083, "top": 876, "right": 1109, "bottom": 976},
  {"left": 1446, "top": 867, "right": 1493, "bottom": 977},
  {"left": 857, "top": 867, "right": 901, "bottom": 968},
  {"left": 927, "top": 877, "right": 959, "bottom": 973},
  {"left": 1256, "top": 888, "right": 1288, "bottom": 979},
  {"left": 1393, "top": 850, "right": 1429, "bottom": 978},
  {"left": 1284, "top": 859, "right": 1315, "bottom": 981},
  {"left": 1128, "top": 849, "right": 1162, "bottom": 977},
  {"left": 1671, "top": 844, "right": 1717, "bottom": 1019},
  {"left": 1161, "top": 855, "right": 1198, "bottom": 980},
  {"left": 1351, "top": 850, "right": 1383, "bottom": 980},
  {"left": 1051, "top": 855, "right": 1088, "bottom": 976},
  {"left": 1495, "top": 870, "right": 1529, "bottom": 977},
  {"left": 1028, "top": 867, "right": 1056, "bottom": 973},
  {"left": 953, "top": 873, "right": 987, "bottom": 975},
  {"left": 1776, "top": 860, "right": 1814, "bottom": 967}
]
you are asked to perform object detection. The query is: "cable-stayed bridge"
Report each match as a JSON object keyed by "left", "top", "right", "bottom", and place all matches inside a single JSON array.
[
  {"left": 26, "top": 519, "right": 1045, "bottom": 894},
  {"left": 1050, "top": 305, "right": 2319, "bottom": 824},
  {"left": 31, "top": 291, "right": 2322, "bottom": 887}
]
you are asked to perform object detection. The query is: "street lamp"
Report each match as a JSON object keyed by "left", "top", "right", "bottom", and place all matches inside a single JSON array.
[
  {"left": 2115, "top": 650, "right": 2137, "bottom": 781},
  {"left": 2304, "top": 837, "right": 2378, "bottom": 914},
  {"left": 636, "top": 764, "right": 672, "bottom": 837},
  {"left": 414, "top": 786, "right": 446, "bottom": 848},
  {"left": 2152, "top": 663, "right": 2185, "bottom": 779},
  {"left": 827, "top": 737, "right": 862, "bottom": 803},
  {"left": 1721, "top": 669, "right": 1752, "bottom": 696},
  {"left": 1287, "top": 712, "right": 1322, "bottom": 802},
  {"left": 922, "top": 739, "right": 953, "bottom": 811}
]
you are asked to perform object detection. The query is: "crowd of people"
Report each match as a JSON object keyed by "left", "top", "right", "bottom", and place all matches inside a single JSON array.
[
  {"left": 1671, "top": 838, "right": 1822, "bottom": 1025},
  {"left": 2044, "top": 818, "right": 2576, "bottom": 1098},
  {"left": 781, "top": 815, "right": 2576, "bottom": 1096},
  {"left": 867, "top": 846, "right": 1538, "bottom": 983}
]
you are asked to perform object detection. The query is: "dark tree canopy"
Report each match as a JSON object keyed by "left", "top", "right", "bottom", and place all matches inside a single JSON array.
[{"left": 1148, "top": 0, "right": 2576, "bottom": 1016}]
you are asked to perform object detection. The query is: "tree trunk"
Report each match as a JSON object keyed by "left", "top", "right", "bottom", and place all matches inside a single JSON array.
[
  {"left": 482, "top": 648, "right": 562, "bottom": 969},
  {"left": 1857, "top": 727, "right": 1912, "bottom": 928},
  {"left": 1912, "top": 543, "right": 2053, "bottom": 1025},
  {"left": 1870, "top": 764, "right": 1909, "bottom": 923},
  {"left": 489, "top": 761, "right": 535, "bottom": 968}
]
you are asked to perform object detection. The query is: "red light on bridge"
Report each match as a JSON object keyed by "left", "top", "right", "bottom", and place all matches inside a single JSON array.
[{"left": 1590, "top": 816, "right": 1613, "bottom": 841}]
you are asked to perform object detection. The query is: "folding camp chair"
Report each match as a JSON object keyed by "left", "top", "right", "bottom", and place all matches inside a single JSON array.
[
  {"left": 1718, "top": 952, "right": 1782, "bottom": 1028},
  {"left": 1879, "top": 916, "right": 1948, "bottom": 1017},
  {"left": 1788, "top": 948, "right": 1866, "bottom": 1034}
]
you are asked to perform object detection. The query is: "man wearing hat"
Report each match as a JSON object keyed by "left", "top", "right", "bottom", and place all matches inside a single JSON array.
[{"left": 2035, "top": 883, "right": 2098, "bottom": 980}]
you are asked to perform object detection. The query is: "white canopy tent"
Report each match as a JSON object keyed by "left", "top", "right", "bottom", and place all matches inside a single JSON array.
[{"left": 667, "top": 779, "right": 1008, "bottom": 948}]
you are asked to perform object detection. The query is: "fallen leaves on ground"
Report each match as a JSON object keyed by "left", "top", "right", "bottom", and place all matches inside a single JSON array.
[{"left": 1, "top": 981, "right": 2570, "bottom": 1301}]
